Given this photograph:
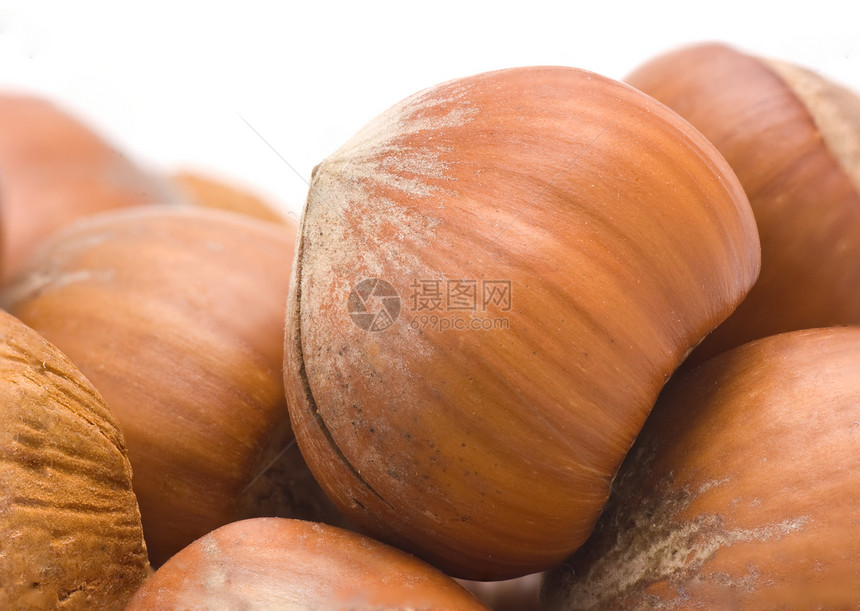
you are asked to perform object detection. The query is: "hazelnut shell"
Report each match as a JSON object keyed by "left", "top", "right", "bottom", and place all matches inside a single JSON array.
[
  {"left": 544, "top": 327, "right": 860, "bottom": 609},
  {"left": 1, "top": 207, "right": 335, "bottom": 566},
  {"left": 285, "top": 66, "right": 760, "bottom": 578},
  {"left": 126, "top": 517, "right": 489, "bottom": 610},
  {"left": 172, "top": 170, "right": 293, "bottom": 226},
  {"left": 0, "top": 93, "right": 177, "bottom": 282},
  {"left": 627, "top": 43, "right": 860, "bottom": 362}
]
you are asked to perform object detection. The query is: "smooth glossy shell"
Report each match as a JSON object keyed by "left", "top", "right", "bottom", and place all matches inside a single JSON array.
[
  {"left": 0, "top": 94, "right": 177, "bottom": 282},
  {"left": 0, "top": 310, "right": 148, "bottom": 609},
  {"left": 126, "top": 517, "right": 489, "bottom": 610},
  {"left": 543, "top": 327, "right": 860, "bottom": 609},
  {"left": 1, "top": 207, "right": 337, "bottom": 566},
  {"left": 627, "top": 43, "right": 860, "bottom": 363},
  {"left": 285, "top": 66, "right": 760, "bottom": 578}
]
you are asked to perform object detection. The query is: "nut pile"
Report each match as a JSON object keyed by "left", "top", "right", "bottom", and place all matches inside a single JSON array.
[{"left": 0, "top": 41, "right": 858, "bottom": 609}]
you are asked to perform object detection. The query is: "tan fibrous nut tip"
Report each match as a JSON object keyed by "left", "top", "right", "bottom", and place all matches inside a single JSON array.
[{"left": 764, "top": 58, "right": 860, "bottom": 193}]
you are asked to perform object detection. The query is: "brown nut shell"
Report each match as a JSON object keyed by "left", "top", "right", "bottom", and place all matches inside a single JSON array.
[
  {"left": 126, "top": 517, "right": 489, "bottom": 610},
  {"left": 1, "top": 207, "right": 336, "bottom": 566},
  {"left": 172, "top": 170, "right": 293, "bottom": 226},
  {"left": 626, "top": 43, "right": 860, "bottom": 363},
  {"left": 0, "top": 93, "right": 177, "bottom": 282},
  {"left": 543, "top": 327, "right": 860, "bottom": 609},
  {"left": 285, "top": 66, "right": 760, "bottom": 579},
  {"left": 0, "top": 310, "right": 148, "bottom": 609}
]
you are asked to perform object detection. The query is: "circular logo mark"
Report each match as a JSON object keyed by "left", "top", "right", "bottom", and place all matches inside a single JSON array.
[{"left": 348, "top": 278, "right": 400, "bottom": 332}]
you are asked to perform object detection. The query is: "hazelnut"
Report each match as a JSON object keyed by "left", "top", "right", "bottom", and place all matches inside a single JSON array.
[
  {"left": 0, "top": 93, "right": 177, "bottom": 282},
  {"left": 544, "top": 327, "right": 860, "bottom": 608},
  {"left": 126, "top": 518, "right": 489, "bottom": 610},
  {"left": 284, "top": 66, "right": 760, "bottom": 578},
  {"left": 627, "top": 43, "right": 860, "bottom": 362},
  {"left": 2, "top": 207, "right": 339, "bottom": 566},
  {"left": 171, "top": 170, "right": 293, "bottom": 226},
  {"left": 0, "top": 310, "right": 148, "bottom": 608}
]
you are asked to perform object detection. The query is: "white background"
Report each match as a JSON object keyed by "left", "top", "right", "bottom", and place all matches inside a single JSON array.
[{"left": 1, "top": 1, "right": 857, "bottom": 219}]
